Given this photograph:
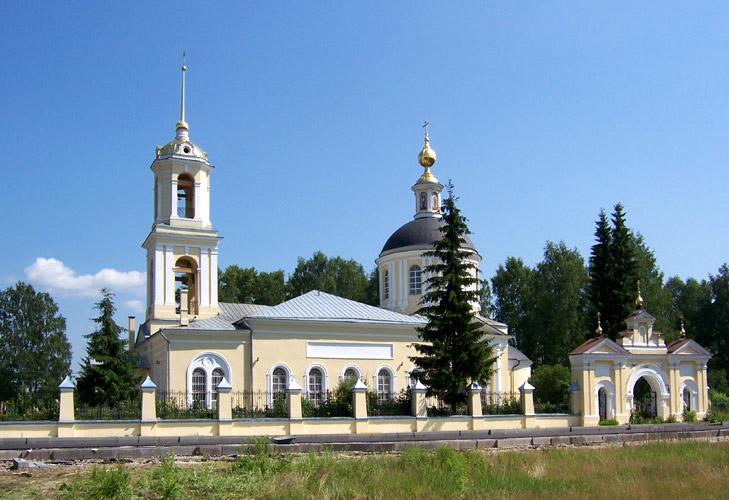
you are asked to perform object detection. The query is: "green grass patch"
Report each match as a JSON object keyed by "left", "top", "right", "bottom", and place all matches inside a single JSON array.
[{"left": 3, "top": 440, "right": 728, "bottom": 499}]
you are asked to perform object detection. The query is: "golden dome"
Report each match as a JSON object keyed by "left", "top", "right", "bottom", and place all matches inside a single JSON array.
[{"left": 418, "top": 138, "right": 436, "bottom": 167}]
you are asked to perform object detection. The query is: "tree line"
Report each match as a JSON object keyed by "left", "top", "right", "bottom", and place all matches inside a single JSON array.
[
  {"left": 0, "top": 201, "right": 726, "bottom": 409},
  {"left": 218, "top": 250, "right": 379, "bottom": 306},
  {"left": 487, "top": 204, "right": 729, "bottom": 395}
]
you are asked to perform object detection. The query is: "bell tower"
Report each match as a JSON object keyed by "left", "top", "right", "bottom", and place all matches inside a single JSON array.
[{"left": 141, "top": 55, "right": 221, "bottom": 336}]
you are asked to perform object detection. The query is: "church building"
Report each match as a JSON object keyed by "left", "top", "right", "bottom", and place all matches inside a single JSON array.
[{"left": 133, "top": 62, "right": 532, "bottom": 407}]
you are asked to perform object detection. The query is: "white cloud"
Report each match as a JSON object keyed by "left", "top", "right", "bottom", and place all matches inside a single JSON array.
[
  {"left": 123, "top": 299, "right": 145, "bottom": 314},
  {"left": 25, "top": 257, "right": 145, "bottom": 298}
]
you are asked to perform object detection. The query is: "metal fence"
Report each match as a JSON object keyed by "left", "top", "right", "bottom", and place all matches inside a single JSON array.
[
  {"left": 75, "top": 399, "right": 141, "bottom": 420},
  {"left": 481, "top": 391, "right": 521, "bottom": 415},
  {"left": 156, "top": 391, "right": 286, "bottom": 419},
  {"left": 0, "top": 392, "right": 59, "bottom": 421}
]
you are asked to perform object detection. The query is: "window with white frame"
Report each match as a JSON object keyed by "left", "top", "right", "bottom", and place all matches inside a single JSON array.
[
  {"left": 192, "top": 368, "right": 206, "bottom": 406},
  {"left": 272, "top": 367, "right": 288, "bottom": 393},
  {"left": 683, "top": 387, "right": 691, "bottom": 411},
  {"left": 187, "top": 353, "right": 230, "bottom": 409},
  {"left": 384, "top": 270, "right": 389, "bottom": 300},
  {"left": 377, "top": 368, "right": 392, "bottom": 402},
  {"left": 211, "top": 368, "right": 224, "bottom": 407},
  {"left": 343, "top": 368, "right": 359, "bottom": 383},
  {"left": 409, "top": 265, "right": 422, "bottom": 295},
  {"left": 308, "top": 368, "right": 324, "bottom": 406}
]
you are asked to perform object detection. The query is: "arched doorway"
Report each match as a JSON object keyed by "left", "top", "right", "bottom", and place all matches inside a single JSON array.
[
  {"left": 626, "top": 365, "right": 669, "bottom": 420},
  {"left": 633, "top": 377, "right": 656, "bottom": 418}
]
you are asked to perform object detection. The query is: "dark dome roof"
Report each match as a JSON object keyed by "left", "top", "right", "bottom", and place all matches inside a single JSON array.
[{"left": 380, "top": 217, "right": 477, "bottom": 255}]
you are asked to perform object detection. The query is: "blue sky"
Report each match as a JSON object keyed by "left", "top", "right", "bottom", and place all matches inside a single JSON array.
[{"left": 2, "top": 3, "right": 728, "bottom": 373}]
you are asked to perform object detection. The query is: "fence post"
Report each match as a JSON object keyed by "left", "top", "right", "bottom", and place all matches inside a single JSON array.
[
  {"left": 287, "top": 378, "right": 303, "bottom": 435},
  {"left": 216, "top": 377, "right": 233, "bottom": 436},
  {"left": 519, "top": 381, "right": 536, "bottom": 428},
  {"left": 411, "top": 380, "right": 428, "bottom": 432},
  {"left": 568, "top": 380, "right": 581, "bottom": 415},
  {"left": 58, "top": 376, "right": 75, "bottom": 422},
  {"left": 57, "top": 376, "right": 75, "bottom": 438},
  {"left": 467, "top": 381, "right": 483, "bottom": 417},
  {"left": 139, "top": 376, "right": 157, "bottom": 437},
  {"left": 351, "top": 379, "right": 368, "bottom": 419}
]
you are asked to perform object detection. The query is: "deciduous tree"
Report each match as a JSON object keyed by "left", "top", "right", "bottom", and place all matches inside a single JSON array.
[
  {"left": 286, "top": 251, "right": 376, "bottom": 305},
  {"left": 218, "top": 265, "right": 286, "bottom": 305},
  {"left": 0, "top": 282, "right": 71, "bottom": 396}
]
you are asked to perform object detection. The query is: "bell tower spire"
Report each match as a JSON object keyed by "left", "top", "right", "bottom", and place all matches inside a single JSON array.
[
  {"left": 176, "top": 51, "right": 189, "bottom": 137},
  {"left": 140, "top": 54, "right": 221, "bottom": 339}
]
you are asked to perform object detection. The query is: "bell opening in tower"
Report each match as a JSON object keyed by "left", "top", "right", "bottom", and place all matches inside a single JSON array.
[
  {"left": 176, "top": 173, "right": 195, "bottom": 218},
  {"left": 174, "top": 256, "right": 199, "bottom": 315}
]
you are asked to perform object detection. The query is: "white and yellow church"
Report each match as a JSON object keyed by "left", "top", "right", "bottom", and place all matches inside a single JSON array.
[
  {"left": 133, "top": 63, "right": 712, "bottom": 424},
  {"left": 132, "top": 63, "right": 532, "bottom": 407}
]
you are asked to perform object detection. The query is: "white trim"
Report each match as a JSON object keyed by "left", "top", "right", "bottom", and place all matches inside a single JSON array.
[
  {"left": 267, "top": 363, "right": 293, "bottom": 405},
  {"left": 305, "top": 364, "right": 329, "bottom": 401},
  {"left": 679, "top": 379, "right": 699, "bottom": 411},
  {"left": 593, "top": 379, "right": 616, "bottom": 419},
  {"left": 186, "top": 351, "right": 231, "bottom": 409},
  {"left": 373, "top": 364, "right": 396, "bottom": 399},
  {"left": 306, "top": 342, "right": 393, "bottom": 360}
]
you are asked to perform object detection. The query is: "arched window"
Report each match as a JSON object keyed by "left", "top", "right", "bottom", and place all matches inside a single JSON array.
[
  {"left": 187, "top": 352, "right": 230, "bottom": 409},
  {"left": 343, "top": 368, "right": 359, "bottom": 382},
  {"left": 419, "top": 192, "right": 427, "bottom": 210},
  {"left": 272, "top": 367, "right": 288, "bottom": 393},
  {"left": 211, "top": 368, "right": 224, "bottom": 407},
  {"left": 377, "top": 368, "right": 392, "bottom": 402},
  {"left": 308, "top": 368, "right": 324, "bottom": 406},
  {"left": 192, "top": 368, "right": 206, "bottom": 407},
  {"left": 177, "top": 173, "right": 195, "bottom": 218},
  {"left": 409, "top": 265, "right": 422, "bottom": 295},
  {"left": 383, "top": 270, "right": 389, "bottom": 300},
  {"left": 431, "top": 192, "right": 438, "bottom": 210}
]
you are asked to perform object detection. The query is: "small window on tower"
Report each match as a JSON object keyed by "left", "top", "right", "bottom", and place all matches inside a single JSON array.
[
  {"left": 432, "top": 193, "right": 438, "bottom": 210},
  {"left": 177, "top": 173, "right": 195, "bottom": 218},
  {"left": 420, "top": 192, "right": 427, "bottom": 210},
  {"left": 384, "top": 270, "right": 389, "bottom": 300},
  {"left": 409, "top": 265, "right": 422, "bottom": 295}
]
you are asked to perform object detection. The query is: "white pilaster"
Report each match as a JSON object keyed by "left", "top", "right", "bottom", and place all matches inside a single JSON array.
[
  {"left": 210, "top": 247, "right": 219, "bottom": 307},
  {"left": 164, "top": 245, "right": 174, "bottom": 305},
  {"left": 154, "top": 245, "right": 164, "bottom": 305},
  {"left": 170, "top": 178, "right": 178, "bottom": 219},
  {"left": 199, "top": 247, "right": 210, "bottom": 308},
  {"left": 156, "top": 181, "right": 162, "bottom": 220},
  {"left": 194, "top": 182, "right": 201, "bottom": 221}
]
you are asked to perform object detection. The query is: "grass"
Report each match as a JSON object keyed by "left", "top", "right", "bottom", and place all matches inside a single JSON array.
[{"left": 1, "top": 440, "right": 728, "bottom": 499}]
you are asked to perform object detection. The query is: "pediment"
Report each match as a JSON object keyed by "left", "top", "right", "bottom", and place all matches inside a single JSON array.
[
  {"left": 670, "top": 339, "right": 711, "bottom": 357},
  {"left": 571, "top": 337, "right": 629, "bottom": 356}
]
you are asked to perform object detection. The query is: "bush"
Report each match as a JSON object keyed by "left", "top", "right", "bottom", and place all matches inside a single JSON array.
[
  {"left": 709, "top": 389, "right": 729, "bottom": 404},
  {"left": 682, "top": 408, "right": 697, "bottom": 423},
  {"left": 599, "top": 418, "right": 619, "bottom": 426},
  {"left": 529, "top": 364, "right": 571, "bottom": 407}
]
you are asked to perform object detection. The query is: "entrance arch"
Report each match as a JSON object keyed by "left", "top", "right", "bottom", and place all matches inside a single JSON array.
[{"left": 626, "top": 364, "right": 669, "bottom": 419}]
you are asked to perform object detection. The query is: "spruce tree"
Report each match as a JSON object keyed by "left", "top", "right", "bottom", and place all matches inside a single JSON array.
[
  {"left": 588, "top": 204, "right": 639, "bottom": 340},
  {"left": 410, "top": 183, "right": 495, "bottom": 411},
  {"left": 76, "top": 289, "right": 140, "bottom": 406}
]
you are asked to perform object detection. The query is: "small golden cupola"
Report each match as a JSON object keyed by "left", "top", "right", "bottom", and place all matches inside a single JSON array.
[{"left": 413, "top": 121, "right": 443, "bottom": 219}]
